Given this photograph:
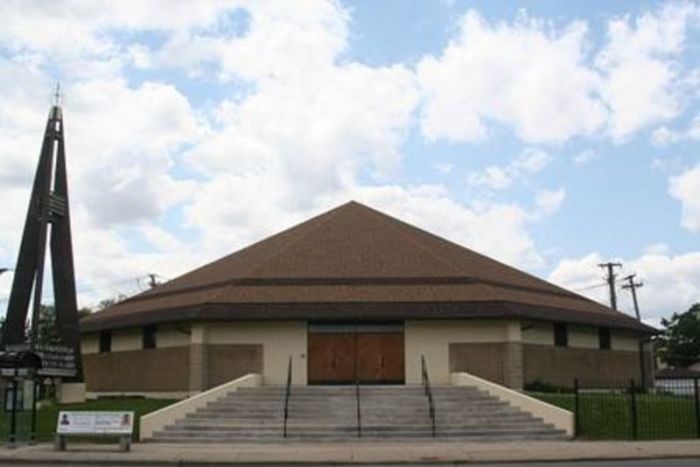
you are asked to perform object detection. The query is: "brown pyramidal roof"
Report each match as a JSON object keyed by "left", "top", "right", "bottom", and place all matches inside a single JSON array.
[{"left": 81, "top": 201, "right": 655, "bottom": 333}]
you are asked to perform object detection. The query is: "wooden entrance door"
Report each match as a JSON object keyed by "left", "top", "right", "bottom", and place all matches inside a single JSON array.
[
  {"left": 307, "top": 333, "right": 355, "bottom": 384},
  {"left": 307, "top": 324, "right": 405, "bottom": 384},
  {"left": 356, "top": 333, "right": 405, "bottom": 383}
]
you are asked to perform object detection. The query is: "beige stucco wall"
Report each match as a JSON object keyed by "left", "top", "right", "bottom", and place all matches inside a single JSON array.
[
  {"left": 81, "top": 324, "right": 190, "bottom": 354},
  {"left": 568, "top": 325, "right": 599, "bottom": 349},
  {"left": 405, "top": 320, "right": 519, "bottom": 385},
  {"left": 613, "top": 331, "right": 643, "bottom": 351},
  {"left": 522, "top": 322, "right": 553, "bottom": 345},
  {"left": 205, "top": 321, "right": 307, "bottom": 385},
  {"left": 523, "top": 322, "right": 642, "bottom": 351},
  {"left": 81, "top": 334, "right": 99, "bottom": 355},
  {"left": 157, "top": 324, "right": 191, "bottom": 348},
  {"left": 110, "top": 328, "right": 141, "bottom": 352}
]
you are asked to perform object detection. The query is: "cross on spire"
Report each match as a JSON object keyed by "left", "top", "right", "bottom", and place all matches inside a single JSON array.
[{"left": 53, "top": 82, "right": 62, "bottom": 107}]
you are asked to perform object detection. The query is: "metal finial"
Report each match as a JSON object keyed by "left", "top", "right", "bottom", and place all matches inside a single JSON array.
[{"left": 53, "top": 82, "right": 61, "bottom": 107}]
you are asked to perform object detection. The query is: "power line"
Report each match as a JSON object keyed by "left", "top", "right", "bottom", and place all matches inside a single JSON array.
[{"left": 574, "top": 282, "right": 608, "bottom": 292}]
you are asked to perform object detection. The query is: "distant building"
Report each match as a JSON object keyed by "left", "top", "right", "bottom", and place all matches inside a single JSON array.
[{"left": 80, "top": 202, "right": 655, "bottom": 398}]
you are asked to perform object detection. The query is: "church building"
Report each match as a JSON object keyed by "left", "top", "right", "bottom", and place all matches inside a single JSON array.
[{"left": 80, "top": 201, "right": 655, "bottom": 399}]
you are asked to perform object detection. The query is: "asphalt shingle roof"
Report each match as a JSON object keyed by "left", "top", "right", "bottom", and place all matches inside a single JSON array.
[{"left": 81, "top": 201, "right": 656, "bottom": 334}]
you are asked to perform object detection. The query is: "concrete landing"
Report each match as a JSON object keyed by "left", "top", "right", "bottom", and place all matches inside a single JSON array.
[{"left": 0, "top": 440, "right": 699, "bottom": 465}]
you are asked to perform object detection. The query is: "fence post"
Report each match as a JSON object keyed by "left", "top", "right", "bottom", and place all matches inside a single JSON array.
[
  {"left": 694, "top": 378, "right": 700, "bottom": 439},
  {"left": 574, "top": 378, "right": 580, "bottom": 437},
  {"left": 9, "top": 378, "right": 18, "bottom": 447},
  {"left": 629, "top": 379, "right": 638, "bottom": 440}
]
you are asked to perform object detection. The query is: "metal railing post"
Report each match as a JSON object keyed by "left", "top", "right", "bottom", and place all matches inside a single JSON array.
[
  {"left": 421, "top": 355, "right": 436, "bottom": 437},
  {"left": 355, "top": 375, "right": 361, "bottom": 438},
  {"left": 629, "top": 379, "right": 638, "bottom": 440},
  {"left": 354, "top": 330, "right": 361, "bottom": 438},
  {"left": 283, "top": 356, "right": 292, "bottom": 438},
  {"left": 694, "top": 377, "right": 700, "bottom": 439},
  {"left": 30, "top": 379, "right": 38, "bottom": 445},
  {"left": 9, "top": 378, "right": 18, "bottom": 448},
  {"left": 574, "top": 378, "right": 580, "bottom": 437}
]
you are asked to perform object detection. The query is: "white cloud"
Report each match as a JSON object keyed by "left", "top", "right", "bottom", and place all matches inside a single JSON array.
[
  {"left": 156, "top": 1, "right": 349, "bottom": 82},
  {"left": 468, "top": 148, "right": 550, "bottom": 191},
  {"left": 596, "top": 3, "right": 700, "bottom": 140},
  {"left": 651, "top": 126, "right": 683, "bottom": 145},
  {"left": 652, "top": 114, "right": 700, "bottom": 145},
  {"left": 533, "top": 188, "right": 566, "bottom": 218},
  {"left": 63, "top": 79, "right": 202, "bottom": 226},
  {"left": 669, "top": 164, "right": 700, "bottom": 233},
  {"left": 549, "top": 250, "right": 700, "bottom": 325},
  {"left": 418, "top": 4, "right": 699, "bottom": 145},
  {"left": 417, "top": 10, "right": 605, "bottom": 143},
  {"left": 573, "top": 149, "right": 598, "bottom": 166},
  {"left": 435, "top": 162, "right": 454, "bottom": 174},
  {"left": 0, "top": 1, "right": 241, "bottom": 57}
]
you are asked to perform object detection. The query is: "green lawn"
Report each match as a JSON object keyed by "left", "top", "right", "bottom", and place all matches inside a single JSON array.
[
  {"left": 0, "top": 398, "right": 175, "bottom": 442},
  {"left": 529, "top": 391, "right": 699, "bottom": 440}
]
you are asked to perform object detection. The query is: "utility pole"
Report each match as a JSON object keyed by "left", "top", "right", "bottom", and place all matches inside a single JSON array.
[
  {"left": 621, "top": 273, "right": 648, "bottom": 389},
  {"left": 598, "top": 262, "right": 622, "bottom": 311},
  {"left": 621, "top": 274, "right": 643, "bottom": 321}
]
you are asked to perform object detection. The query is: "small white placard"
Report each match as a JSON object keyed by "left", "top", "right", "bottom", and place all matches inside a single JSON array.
[{"left": 56, "top": 411, "right": 134, "bottom": 435}]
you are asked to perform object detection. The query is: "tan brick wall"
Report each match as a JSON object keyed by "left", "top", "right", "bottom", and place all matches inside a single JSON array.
[
  {"left": 188, "top": 343, "right": 207, "bottom": 392},
  {"left": 523, "top": 343, "right": 653, "bottom": 388},
  {"left": 84, "top": 343, "right": 264, "bottom": 393},
  {"left": 449, "top": 342, "right": 508, "bottom": 386},
  {"left": 206, "top": 344, "right": 263, "bottom": 389},
  {"left": 405, "top": 320, "right": 517, "bottom": 385},
  {"left": 83, "top": 346, "right": 190, "bottom": 392},
  {"left": 448, "top": 342, "right": 523, "bottom": 389}
]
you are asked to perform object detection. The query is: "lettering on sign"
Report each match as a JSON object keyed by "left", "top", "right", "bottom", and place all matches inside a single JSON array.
[
  {"left": 56, "top": 411, "right": 134, "bottom": 435},
  {"left": 6, "top": 344, "right": 77, "bottom": 377}
]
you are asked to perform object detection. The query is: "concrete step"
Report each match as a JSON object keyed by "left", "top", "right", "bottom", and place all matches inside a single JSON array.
[
  {"left": 150, "top": 384, "right": 567, "bottom": 443},
  {"left": 154, "top": 428, "right": 566, "bottom": 441}
]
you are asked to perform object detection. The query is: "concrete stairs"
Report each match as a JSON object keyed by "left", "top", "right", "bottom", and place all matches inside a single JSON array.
[{"left": 151, "top": 385, "right": 567, "bottom": 442}]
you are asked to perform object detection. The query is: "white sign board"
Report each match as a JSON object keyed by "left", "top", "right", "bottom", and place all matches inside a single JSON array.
[{"left": 56, "top": 411, "right": 134, "bottom": 435}]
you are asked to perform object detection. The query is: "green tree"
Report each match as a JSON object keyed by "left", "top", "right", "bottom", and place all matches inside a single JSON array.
[{"left": 657, "top": 303, "right": 700, "bottom": 367}]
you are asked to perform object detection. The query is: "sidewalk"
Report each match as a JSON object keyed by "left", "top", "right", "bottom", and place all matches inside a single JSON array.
[{"left": 0, "top": 440, "right": 699, "bottom": 465}]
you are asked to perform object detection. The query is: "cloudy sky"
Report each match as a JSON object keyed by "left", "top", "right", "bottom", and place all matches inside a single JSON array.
[{"left": 0, "top": 0, "right": 698, "bottom": 327}]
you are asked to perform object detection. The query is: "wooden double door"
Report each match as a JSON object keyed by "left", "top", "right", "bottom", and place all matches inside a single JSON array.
[{"left": 307, "top": 323, "right": 405, "bottom": 384}]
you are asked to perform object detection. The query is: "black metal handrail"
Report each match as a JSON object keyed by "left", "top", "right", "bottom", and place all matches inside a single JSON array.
[
  {"left": 355, "top": 372, "right": 362, "bottom": 438},
  {"left": 421, "top": 355, "right": 436, "bottom": 437},
  {"left": 283, "top": 355, "right": 292, "bottom": 437}
]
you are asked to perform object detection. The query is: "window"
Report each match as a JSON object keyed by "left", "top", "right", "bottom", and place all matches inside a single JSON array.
[
  {"left": 99, "top": 331, "right": 111, "bottom": 353},
  {"left": 554, "top": 323, "right": 568, "bottom": 347},
  {"left": 143, "top": 325, "right": 157, "bottom": 349},
  {"left": 599, "top": 327, "right": 611, "bottom": 350}
]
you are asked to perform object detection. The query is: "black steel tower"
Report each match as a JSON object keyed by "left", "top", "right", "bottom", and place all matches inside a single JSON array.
[{"left": 1, "top": 97, "right": 82, "bottom": 381}]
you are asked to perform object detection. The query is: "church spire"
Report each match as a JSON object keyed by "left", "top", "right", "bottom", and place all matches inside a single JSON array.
[{"left": 2, "top": 96, "right": 82, "bottom": 381}]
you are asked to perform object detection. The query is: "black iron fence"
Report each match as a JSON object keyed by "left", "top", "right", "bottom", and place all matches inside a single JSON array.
[{"left": 573, "top": 377, "right": 700, "bottom": 440}]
